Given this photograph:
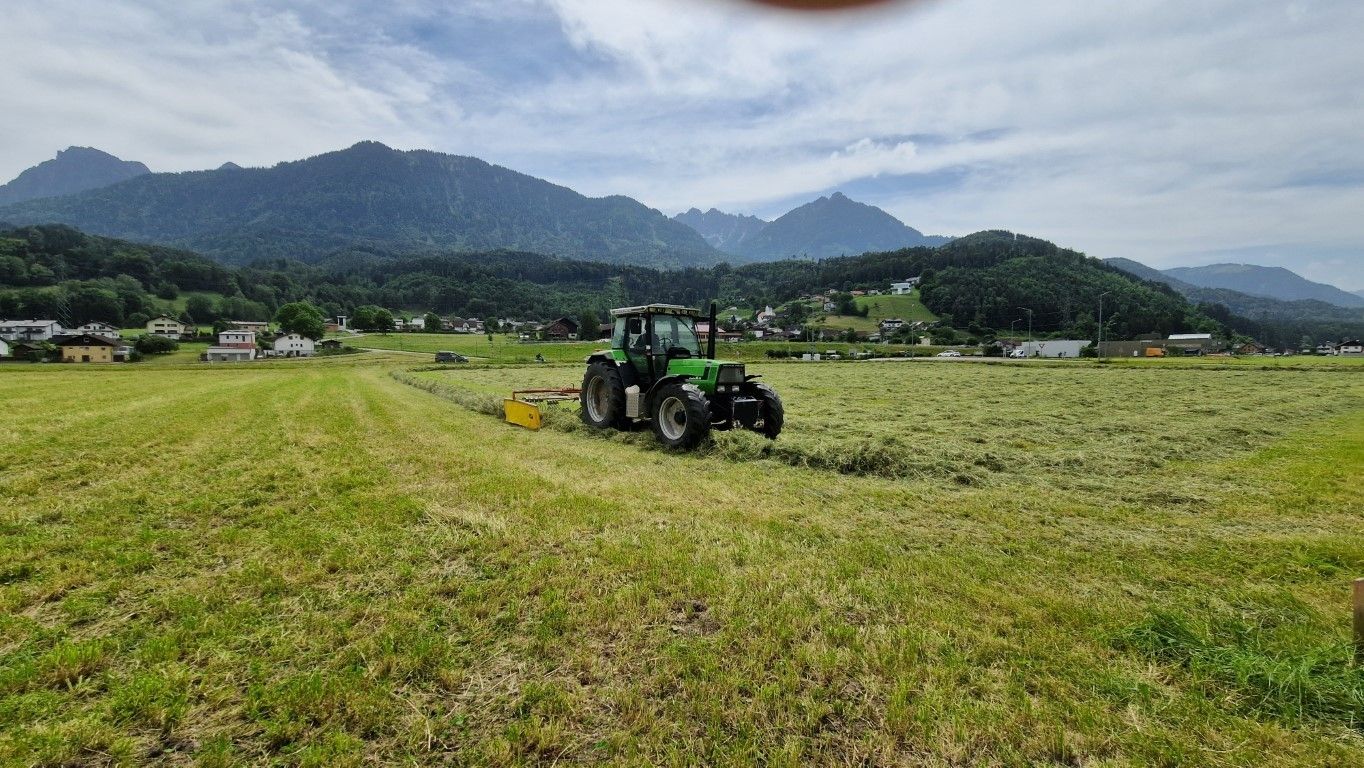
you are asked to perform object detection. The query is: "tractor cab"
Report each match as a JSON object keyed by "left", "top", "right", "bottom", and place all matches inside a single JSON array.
[
  {"left": 612, "top": 305, "right": 711, "bottom": 384},
  {"left": 579, "top": 303, "right": 783, "bottom": 449}
]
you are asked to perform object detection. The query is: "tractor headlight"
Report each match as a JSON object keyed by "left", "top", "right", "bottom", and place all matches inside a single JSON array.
[{"left": 717, "top": 364, "right": 745, "bottom": 384}]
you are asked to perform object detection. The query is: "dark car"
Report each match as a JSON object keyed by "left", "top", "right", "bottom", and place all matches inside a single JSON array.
[{"left": 434, "top": 351, "right": 468, "bottom": 363}]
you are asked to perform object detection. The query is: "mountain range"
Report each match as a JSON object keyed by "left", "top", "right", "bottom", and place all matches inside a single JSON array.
[
  {"left": 0, "top": 142, "right": 719, "bottom": 268},
  {"left": 1164, "top": 263, "right": 1364, "bottom": 308},
  {"left": 0, "top": 147, "right": 149, "bottom": 206},
  {"left": 1105, "top": 258, "right": 1363, "bottom": 310},
  {"left": 673, "top": 192, "right": 950, "bottom": 260}
]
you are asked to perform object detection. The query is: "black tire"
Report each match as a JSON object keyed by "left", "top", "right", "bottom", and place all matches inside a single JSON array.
[
  {"left": 649, "top": 382, "right": 711, "bottom": 450},
  {"left": 744, "top": 382, "right": 784, "bottom": 439},
  {"left": 580, "top": 360, "right": 628, "bottom": 430}
]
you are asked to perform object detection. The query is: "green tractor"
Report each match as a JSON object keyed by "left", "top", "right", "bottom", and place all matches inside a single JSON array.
[{"left": 579, "top": 303, "right": 783, "bottom": 450}]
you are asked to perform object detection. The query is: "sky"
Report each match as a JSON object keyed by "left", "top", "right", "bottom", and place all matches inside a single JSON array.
[{"left": 4, "top": 0, "right": 1364, "bottom": 289}]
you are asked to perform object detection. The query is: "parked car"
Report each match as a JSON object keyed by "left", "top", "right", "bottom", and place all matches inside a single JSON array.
[
  {"left": 936, "top": 350, "right": 962, "bottom": 357},
  {"left": 435, "top": 351, "right": 468, "bottom": 363}
]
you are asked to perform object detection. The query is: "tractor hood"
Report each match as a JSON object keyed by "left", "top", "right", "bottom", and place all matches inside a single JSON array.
[{"left": 666, "top": 357, "right": 743, "bottom": 379}]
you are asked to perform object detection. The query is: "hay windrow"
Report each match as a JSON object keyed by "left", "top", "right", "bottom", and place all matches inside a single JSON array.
[{"left": 392, "top": 361, "right": 1362, "bottom": 489}]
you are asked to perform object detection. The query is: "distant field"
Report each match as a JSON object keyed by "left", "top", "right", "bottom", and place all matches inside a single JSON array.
[
  {"left": 800, "top": 291, "right": 938, "bottom": 333},
  {"left": 351, "top": 332, "right": 935, "bottom": 363},
  {"left": 2, "top": 354, "right": 1361, "bottom": 765}
]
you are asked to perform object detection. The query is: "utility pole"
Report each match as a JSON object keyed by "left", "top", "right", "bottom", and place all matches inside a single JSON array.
[
  {"left": 1098, "top": 291, "right": 1111, "bottom": 359},
  {"left": 1017, "top": 307, "right": 1033, "bottom": 354}
]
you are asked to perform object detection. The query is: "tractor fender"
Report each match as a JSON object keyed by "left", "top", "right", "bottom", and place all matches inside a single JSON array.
[
  {"left": 586, "top": 350, "right": 639, "bottom": 389},
  {"left": 643, "top": 374, "right": 694, "bottom": 415}
]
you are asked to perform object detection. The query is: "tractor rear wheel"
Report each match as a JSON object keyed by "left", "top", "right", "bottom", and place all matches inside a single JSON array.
[
  {"left": 744, "top": 382, "right": 784, "bottom": 439},
  {"left": 580, "top": 360, "right": 628, "bottom": 430},
  {"left": 650, "top": 382, "right": 711, "bottom": 450}
]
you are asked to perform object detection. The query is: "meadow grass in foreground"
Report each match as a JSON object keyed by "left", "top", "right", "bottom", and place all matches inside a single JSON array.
[{"left": 0, "top": 355, "right": 1361, "bottom": 766}]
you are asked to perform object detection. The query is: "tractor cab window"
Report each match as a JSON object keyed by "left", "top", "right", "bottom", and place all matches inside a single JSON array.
[
  {"left": 651, "top": 314, "right": 700, "bottom": 358},
  {"left": 612, "top": 317, "right": 627, "bottom": 348}
]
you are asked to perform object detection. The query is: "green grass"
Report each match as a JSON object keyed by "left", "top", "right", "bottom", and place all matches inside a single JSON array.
[
  {"left": 798, "top": 292, "right": 938, "bottom": 333},
  {"left": 1, "top": 355, "right": 1362, "bottom": 765}
]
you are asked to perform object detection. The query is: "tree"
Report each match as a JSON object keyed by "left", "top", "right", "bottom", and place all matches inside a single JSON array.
[
  {"left": 185, "top": 294, "right": 218, "bottom": 323},
  {"left": 134, "top": 335, "right": 178, "bottom": 354},
  {"left": 423, "top": 312, "right": 443, "bottom": 333},
  {"left": 352, "top": 305, "right": 394, "bottom": 333},
  {"left": 275, "top": 301, "right": 326, "bottom": 339},
  {"left": 579, "top": 310, "right": 601, "bottom": 341}
]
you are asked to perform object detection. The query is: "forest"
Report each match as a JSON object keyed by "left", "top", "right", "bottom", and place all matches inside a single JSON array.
[{"left": 1, "top": 224, "right": 1358, "bottom": 346}]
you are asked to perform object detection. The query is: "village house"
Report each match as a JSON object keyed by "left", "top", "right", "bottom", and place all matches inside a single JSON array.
[
  {"left": 696, "top": 321, "right": 741, "bottom": 345},
  {"left": 205, "top": 329, "right": 256, "bottom": 361},
  {"left": 272, "top": 333, "right": 315, "bottom": 357},
  {"left": 755, "top": 305, "right": 777, "bottom": 325},
  {"left": 71, "top": 321, "right": 121, "bottom": 339},
  {"left": 880, "top": 318, "right": 907, "bottom": 331},
  {"left": 1234, "top": 342, "right": 1268, "bottom": 355},
  {"left": 890, "top": 277, "right": 921, "bottom": 295},
  {"left": 1338, "top": 339, "right": 1363, "bottom": 355},
  {"left": 58, "top": 333, "right": 118, "bottom": 363},
  {"left": 542, "top": 317, "right": 579, "bottom": 340},
  {"left": 0, "top": 319, "right": 64, "bottom": 342},
  {"left": 146, "top": 315, "right": 190, "bottom": 338},
  {"left": 405, "top": 316, "right": 425, "bottom": 331},
  {"left": 218, "top": 329, "right": 256, "bottom": 349}
]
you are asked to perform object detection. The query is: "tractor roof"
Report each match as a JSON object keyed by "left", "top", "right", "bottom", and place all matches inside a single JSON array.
[{"left": 609, "top": 304, "right": 700, "bottom": 317}]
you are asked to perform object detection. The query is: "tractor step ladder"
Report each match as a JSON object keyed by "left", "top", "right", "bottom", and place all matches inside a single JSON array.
[{"left": 503, "top": 388, "right": 580, "bottom": 431}]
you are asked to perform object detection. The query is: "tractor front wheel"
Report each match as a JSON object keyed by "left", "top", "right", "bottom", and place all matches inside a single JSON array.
[
  {"left": 650, "top": 382, "right": 711, "bottom": 450},
  {"left": 580, "top": 360, "right": 628, "bottom": 430},
  {"left": 744, "top": 382, "right": 784, "bottom": 439}
]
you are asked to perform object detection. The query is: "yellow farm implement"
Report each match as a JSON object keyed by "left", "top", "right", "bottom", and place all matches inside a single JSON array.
[{"left": 503, "top": 388, "right": 580, "bottom": 431}]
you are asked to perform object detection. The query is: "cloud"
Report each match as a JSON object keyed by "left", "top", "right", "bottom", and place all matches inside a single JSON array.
[{"left": 2, "top": 0, "right": 1363, "bottom": 287}]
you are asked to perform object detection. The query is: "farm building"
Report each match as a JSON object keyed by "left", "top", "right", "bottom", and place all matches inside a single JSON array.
[
  {"left": 272, "top": 333, "right": 315, "bottom": 357},
  {"left": 542, "top": 317, "right": 579, "bottom": 340},
  {"left": 57, "top": 334, "right": 117, "bottom": 363},
  {"left": 0, "top": 319, "right": 64, "bottom": 342},
  {"left": 1017, "top": 339, "right": 1092, "bottom": 358},
  {"left": 204, "top": 347, "right": 254, "bottom": 362},
  {"left": 1235, "top": 342, "right": 1268, "bottom": 355},
  {"left": 229, "top": 320, "right": 270, "bottom": 334},
  {"left": 1166, "top": 333, "right": 1219, "bottom": 354},
  {"left": 146, "top": 316, "right": 190, "bottom": 338},
  {"left": 318, "top": 339, "right": 343, "bottom": 351}
]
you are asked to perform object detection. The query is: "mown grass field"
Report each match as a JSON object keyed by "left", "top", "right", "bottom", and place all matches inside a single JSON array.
[{"left": 2, "top": 353, "right": 1362, "bottom": 765}]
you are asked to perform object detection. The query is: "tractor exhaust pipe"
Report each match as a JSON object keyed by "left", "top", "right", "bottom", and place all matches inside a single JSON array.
[{"left": 707, "top": 301, "right": 718, "bottom": 360}]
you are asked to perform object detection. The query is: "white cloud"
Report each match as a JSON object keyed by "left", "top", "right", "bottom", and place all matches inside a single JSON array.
[{"left": 2, "top": 0, "right": 1363, "bottom": 286}]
